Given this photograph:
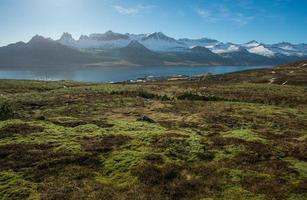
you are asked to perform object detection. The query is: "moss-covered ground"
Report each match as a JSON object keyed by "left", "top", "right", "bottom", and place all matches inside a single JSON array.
[{"left": 0, "top": 61, "right": 306, "bottom": 199}]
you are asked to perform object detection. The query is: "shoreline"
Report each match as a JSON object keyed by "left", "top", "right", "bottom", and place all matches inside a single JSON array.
[{"left": 0, "top": 65, "right": 273, "bottom": 84}]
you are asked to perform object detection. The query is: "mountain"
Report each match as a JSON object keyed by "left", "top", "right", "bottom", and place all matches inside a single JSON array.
[
  {"left": 0, "top": 31, "right": 307, "bottom": 68},
  {"left": 58, "top": 32, "right": 76, "bottom": 47},
  {"left": 55, "top": 31, "right": 307, "bottom": 58},
  {"left": 269, "top": 42, "right": 307, "bottom": 57},
  {"left": 114, "top": 40, "right": 165, "bottom": 65},
  {"left": 58, "top": 31, "right": 131, "bottom": 49},
  {"left": 210, "top": 43, "right": 241, "bottom": 54},
  {"left": 140, "top": 32, "right": 186, "bottom": 52},
  {"left": 220, "top": 47, "right": 277, "bottom": 65},
  {"left": 0, "top": 35, "right": 97, "bottom": 68},
  {"left": 242, "top": 40, "right": 260, "bottom": 48},
  {"left": 178, "top": 38, "right": 220, "bottom": 49},
  {"left": 247, "top": 45, "right": 275, "bottom": 57},
  {"left": 170, "top": 46, "right": 228, "bottom": 65},
  {"left": 88, "top": 31, "right": 129, "bottom": 41}
]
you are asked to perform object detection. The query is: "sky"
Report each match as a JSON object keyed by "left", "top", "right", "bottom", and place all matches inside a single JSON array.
[{"left": 0, "top": 0, "right": 306, "bottom": 46}]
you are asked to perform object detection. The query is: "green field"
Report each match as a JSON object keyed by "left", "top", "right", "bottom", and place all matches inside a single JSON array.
[{"left": 0, "top": 61, "right": 306, "bottom": 200}]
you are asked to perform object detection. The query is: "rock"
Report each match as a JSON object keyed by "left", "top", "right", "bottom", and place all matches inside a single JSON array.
[{"left": 138, "top": 115, "right": 155, "bottom": 123}]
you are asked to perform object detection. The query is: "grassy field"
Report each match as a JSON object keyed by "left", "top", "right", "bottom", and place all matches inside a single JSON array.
[{"left": 0, "top": 61, "right": 306, "bottom": 200}]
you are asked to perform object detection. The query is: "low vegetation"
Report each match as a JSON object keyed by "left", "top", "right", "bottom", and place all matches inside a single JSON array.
[{"left": 0, "top": 61, "right": 306, "bottom": 199}]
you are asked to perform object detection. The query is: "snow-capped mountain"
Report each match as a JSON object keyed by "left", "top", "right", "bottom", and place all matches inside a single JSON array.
[
  {"left": 125, "top": 33, "right": 148, "bottom": 41},
  {"left": 269, "top": 42, "right": 307, "bottom": 57},
  {"left": 56, "top": 31, "right": 307, "bottom": 58},
  {"left": 140, "top": 32, "right": 186, "bottom": 52},
  {"left": 178, "top": 38, "right": 220, "bottom": 49},
  {"left": 58, "top": 31, "right": 186, "bottom": 51},
  {"left": 1, "top": 33, "right": 306, "bottom": 68},
  {"left": 241, "top": 41, "right": 275, "bottom": 57},
  {"left": 89, "top": 31, "right": 129, "bottom": 41},
  {"left": 242, "top": 40, "right": 260, "bottom": 48},
  {"left": 248, "top": 45, "right": 275, "bottom": 57},
  {"left": 58, "top": 31, "right": 131, "bottom": 49}
]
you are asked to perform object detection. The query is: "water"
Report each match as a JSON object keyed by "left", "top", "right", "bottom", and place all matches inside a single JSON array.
[{"left": 0, "top": 65, "right": 273, "bottom": 82}]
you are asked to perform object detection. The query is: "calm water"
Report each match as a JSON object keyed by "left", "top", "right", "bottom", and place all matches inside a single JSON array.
[{"left": 0, "top": 65, "right": 273, "bottom": 82}]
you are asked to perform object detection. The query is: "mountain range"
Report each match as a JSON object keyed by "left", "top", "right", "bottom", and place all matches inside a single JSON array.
[{"left": 0, "top": 31, "right": 306, "bottom": 68}]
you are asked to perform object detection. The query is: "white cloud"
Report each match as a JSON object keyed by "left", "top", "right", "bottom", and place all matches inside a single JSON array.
[
  {"left": 195, "top": 8, "right": 211, "bottom": 18},
  {"left": 113, "top": 4, "right": 154, "bottom": 16},
  {"left": 195, "top": 5, "right": 254, "bottom": 26}
]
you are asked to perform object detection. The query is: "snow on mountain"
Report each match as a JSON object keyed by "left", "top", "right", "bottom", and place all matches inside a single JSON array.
[
  {"left": 239, "top": 41, "right": 274, "bottom": 57},
  {"left": 273, "top": 42, "right": 295, "bottom": 51},
  {"left": 58, "top": 31, "right": 131, "bottom": 49},
  {"left": 139, "top": 32, "right": 186, "bottom": 52},
  {"left": 56, "top": 31, "right": 307, "bottom": 57},
  {"left": 269, "top": 42, "right": 307, "bottom": 57},
  {"left": 248, "top": 45, "right": 275, "bottom": 57},
  {"left": 295, "top": 43, "right": 307, "bottom": 55},
  {"left": 178, "top": 38, "right": 241, "bottom": 54},
  {"left": 142, "top": 32, "right": 177, "bottom": 42},
  {"left": 125, "top": 33, "right": 147, "bottom": 41},
  {"left": 211, "top": 43, "right": 240, "bottom": 54},
  {"left": 88, "top": 31, "right": 129, "bottom": 41},
  {"left": 242, "top": 40, "right": 260, "bottom": 48},
  {"left": 178, "top": 38, "right": 220, "bottom": 49}
]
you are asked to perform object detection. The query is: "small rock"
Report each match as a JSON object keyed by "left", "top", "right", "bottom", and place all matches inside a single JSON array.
[
  {"left": 138, "top": 115, "right": 155, "bottom": 123},
  {"left": 269, "top": 77, "right": 276, "bottom": 84},
  {"left": 282, "top": 81, "right": 288, "bottom": 85}
]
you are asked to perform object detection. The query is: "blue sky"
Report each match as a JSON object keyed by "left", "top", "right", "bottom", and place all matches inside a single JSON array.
[{"left": 0, "top": 0, "right": 306, "bottom": 46}]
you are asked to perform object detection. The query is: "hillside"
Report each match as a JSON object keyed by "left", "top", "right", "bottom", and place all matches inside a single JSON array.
[
  {"left": 190, "top": 60, "right": 307, "bottom": 86},
  {"left": 0, "top": 36, "right": 98, "bottom": 69},
  {"left": 0, "top": 61, "right": 306, "bottom": 199},
  {"left": 114, "top": 40, "right": 165, "bottom": 65}
]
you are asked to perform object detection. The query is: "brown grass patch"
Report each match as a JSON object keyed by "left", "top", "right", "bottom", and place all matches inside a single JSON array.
[
  {"left": 282, "top": 141, "right": 307, "bottom": 161},
  {"left": 0, "top": 123, "right": 44, "bottom": 138},
  {"left": 0, "top": 143, "right": 52, "bottom": 170},
  {"left": 80, "top": 135, "right": 131, "bottom": 153},
  {"left": 133, "top": 163, "right": 203, "bottom": 200},
  {"left": 241, "top": 176, "right": 293, "bottom": 199}
]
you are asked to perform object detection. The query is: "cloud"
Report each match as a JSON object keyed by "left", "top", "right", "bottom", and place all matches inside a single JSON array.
[
  {"left": 195, "top": 5, "right": 255, "bottom": 26},
  {"left": 195, "top": 8, "right": 211, "bottom": 18},
  {"left": 113, "top": 4, "right": 154, "bottom": 16}
]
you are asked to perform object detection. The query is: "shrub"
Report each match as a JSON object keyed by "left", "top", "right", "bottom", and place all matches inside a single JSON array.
[
  {"left": 110, "top": 90, "right": 170, "bottom": 100},
  {"left": 177, "top": 92, "right": 223, "bottom": 101},
  {"left": 0, "top": 102, "right": 13, "bottom": 120}
]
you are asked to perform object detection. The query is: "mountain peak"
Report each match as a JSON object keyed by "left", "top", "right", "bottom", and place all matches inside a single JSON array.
[
  {"left": 89, "top": 31, "right": 129, "bottom": 41},
  {"left": 28, "top": 35, "right": 49, "bottom": 44},
  {"left": 243, "top": 40, "right": 260, "bottom": 48},
  {"left": 144, "top": 32, "right": 176, "bottom": 42},
  {"left": 276, "top": 42, "right": 293, "bottom": 46},
  {"left": 105, "top": 30, "right": 115, "bottom": 35},
  {"left": 60, "top": 32, "right": 74, "bottom": 40},
  {"left": 79, "top": 35, "right": 89, "bottom": 40},
  {"left": 151, "top": 32, "right": 166, "bottom": 37},
  {"left": 126, "top": 40, "right": 148, "bottom": 50},
  {"left": 247, "top": 40, "right": 258, "bottom": 44}
]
